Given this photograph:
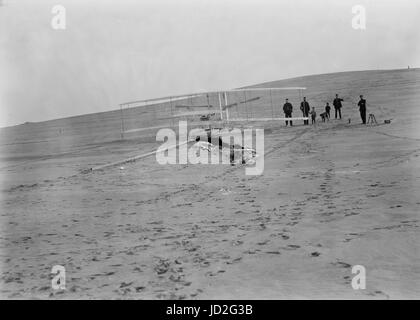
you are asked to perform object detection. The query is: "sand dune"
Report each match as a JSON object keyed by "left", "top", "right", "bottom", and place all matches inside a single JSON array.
[{"left": 1, "top": 68, "right": 419, "bottom": 299}]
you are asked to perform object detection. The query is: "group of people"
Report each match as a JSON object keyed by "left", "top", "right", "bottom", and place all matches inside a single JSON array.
[{"left": 282, "top": 94, "right": 367, "bottom": 126}]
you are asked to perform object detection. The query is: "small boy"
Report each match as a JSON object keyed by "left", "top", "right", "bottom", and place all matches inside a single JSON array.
[
  {"left": 310, "top": 107, "right": 316, "bottom": 124},
  {"left": 325, "top": 103, "right": 331, "bottom": 120}
]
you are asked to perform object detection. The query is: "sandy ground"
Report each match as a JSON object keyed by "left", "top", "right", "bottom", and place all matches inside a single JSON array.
[{"left": 0, "top": 69, "right": 419, "bottom": 299}]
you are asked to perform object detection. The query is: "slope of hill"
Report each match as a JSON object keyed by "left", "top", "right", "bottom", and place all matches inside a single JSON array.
[{"left": 1, "top": 68, "right": 419, "bottom": 164}]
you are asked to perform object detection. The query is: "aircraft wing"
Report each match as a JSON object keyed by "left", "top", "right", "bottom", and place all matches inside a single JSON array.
[
  {"left": 221, "top": 96, "right": 261, "bottom": 110},
  {"left": 158, "top": 110, "right": 221, "bottom": 120},
  {"left": 175, "top": 104, "right": 213, "bottom": 109}
]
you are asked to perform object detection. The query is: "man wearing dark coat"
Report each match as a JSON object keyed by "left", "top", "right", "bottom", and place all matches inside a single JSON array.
[
  {"left": 333, "top": 94, "right": 344, "bottom": 119},
  {"left": 283, "top": 98, "right": 293, "bottom": 126},
  {"left": 358, "top": 95, "right": 367, "bottom": 124},
  {"left": 300, "top": 97, "right": 310, "bottom": 125}
]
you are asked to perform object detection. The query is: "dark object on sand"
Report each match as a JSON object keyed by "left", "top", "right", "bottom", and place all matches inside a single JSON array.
[{"left": 384, "top": 119, "right": 391, "bottom": 124}]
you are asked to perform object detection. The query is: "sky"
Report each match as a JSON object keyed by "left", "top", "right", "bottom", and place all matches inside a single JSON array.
[{"left": 1, "top": 0, "right": 419, "bottom": 127}]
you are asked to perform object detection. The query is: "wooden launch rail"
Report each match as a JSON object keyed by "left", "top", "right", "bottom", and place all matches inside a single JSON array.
[{"left": 84, "top": 140, "right": 191, "bottom": 173}]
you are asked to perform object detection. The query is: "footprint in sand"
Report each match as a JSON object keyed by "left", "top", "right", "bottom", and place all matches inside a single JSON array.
[
  {"left": 282, "top": 244, "right": 300, "bottom": 250},
  {"left": 332, "top": 260, "right": 352, "bottom": 269},
  {"left": 257, "top": 240, "right": 269, "bottom": 246}
]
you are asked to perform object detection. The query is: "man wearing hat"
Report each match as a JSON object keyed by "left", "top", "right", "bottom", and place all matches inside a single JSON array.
[
  {"left": 358, "top": 95, "right": 367, "bottom": 124},
  {"left": 283, "top": 98, "right": 293, "bottom": 126}
]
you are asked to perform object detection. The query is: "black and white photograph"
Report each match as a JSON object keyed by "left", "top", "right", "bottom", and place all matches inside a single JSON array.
[{"left": 0, "top": 0, "right": 419, "bottom": 303}]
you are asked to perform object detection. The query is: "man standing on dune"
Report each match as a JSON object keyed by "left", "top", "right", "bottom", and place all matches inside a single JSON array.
[
  {"left": 358, "top": 95, "right": 367, "bottom": 124},
  {"left": 333, "top": 94, "right": 344, "bottom": 119},
  {"left": 300, "top": 97, "right": 310, "bottom": 125},
  {"left": 283, "top": 98, "right": 293, "bottom": 126}
]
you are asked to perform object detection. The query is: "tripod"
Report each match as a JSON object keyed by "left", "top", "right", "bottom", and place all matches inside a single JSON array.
[{"left": 367, "top": 113, "right": 378, "bottom": 125}]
